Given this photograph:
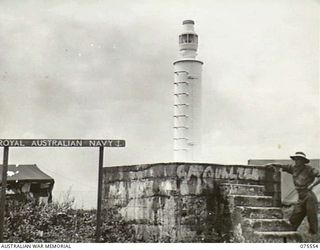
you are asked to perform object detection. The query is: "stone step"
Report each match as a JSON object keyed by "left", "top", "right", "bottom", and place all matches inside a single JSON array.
[
  {"left": 236, "top": 206, "right": 283, "bottom": 219},
  {"left": 253, "top": 231, "right": 302, "bottom": 243},
  {"left": 244, "top": 218, "right": 292, "bottom": 232},
  {"left": 228, "top": 195, "right": 273, "bottom": 207},
  {"left": 220, "top": 183, "right": 265, "bottom": 196}
]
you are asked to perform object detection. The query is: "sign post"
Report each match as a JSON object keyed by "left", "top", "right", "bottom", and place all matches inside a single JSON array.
[
  {"left": 0, "top": 146, "right": 9, "bottom": 242},
  {"left": 96, "top": 147, "right": 104, "bottom": 242},
  {"left": 0, "top": 139, "right": 125, "bottom": 243}
]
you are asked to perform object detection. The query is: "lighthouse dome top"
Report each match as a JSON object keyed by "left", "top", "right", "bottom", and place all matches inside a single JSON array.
[{"left": 183, "top": 20, "right": 195, "bottom": 25}]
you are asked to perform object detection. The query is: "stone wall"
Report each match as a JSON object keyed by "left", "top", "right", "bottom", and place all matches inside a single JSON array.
[{"left": 102, "top": 163, "right": 281, "bottom": 242}]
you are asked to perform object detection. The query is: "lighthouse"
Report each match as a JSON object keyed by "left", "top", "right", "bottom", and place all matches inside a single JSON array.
[{"left": 173, "top": 20, "right": 203, "bottom": 162}]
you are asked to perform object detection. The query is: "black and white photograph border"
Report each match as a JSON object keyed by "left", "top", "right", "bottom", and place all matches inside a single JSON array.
[{"left": 0, "top": 0, "right": 319, "bottom": 246}]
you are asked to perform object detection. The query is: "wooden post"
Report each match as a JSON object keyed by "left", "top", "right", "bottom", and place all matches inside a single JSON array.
[
  {"left": 0, "top": 146, "right": 9, "bottom": 243},
  {"left": 95, "top": 146, "right": 104, "bottom": 243}
]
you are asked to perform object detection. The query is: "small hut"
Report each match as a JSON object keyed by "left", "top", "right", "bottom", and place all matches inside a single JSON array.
[{"left": 0, "top": 164, "right": 54, "bottom": 203}]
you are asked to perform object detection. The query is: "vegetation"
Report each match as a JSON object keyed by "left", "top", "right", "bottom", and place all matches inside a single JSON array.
[{"left": 3, "top": 196, "right": 135, "bottom": 243}]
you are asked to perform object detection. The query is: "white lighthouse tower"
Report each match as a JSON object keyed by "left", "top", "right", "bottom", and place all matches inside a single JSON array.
[{"left": 173, "top": 20, "right": 203, "bottom": 162}]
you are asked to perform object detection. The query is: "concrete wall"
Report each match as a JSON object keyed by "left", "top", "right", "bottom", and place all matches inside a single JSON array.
[{"left": 103, "top": 163, "right": 280, "bottom": 242}]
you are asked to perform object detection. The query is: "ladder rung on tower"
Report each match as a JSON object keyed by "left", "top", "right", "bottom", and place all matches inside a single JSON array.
[
  {"left": 174, "top": 81, "right": 189, "bottom": 85},
  {"left": 173, "top": 115, "right": 188, "bottom": 118},
  {"left": 174, "top": 104, "right": 189, "bottom": 107}
]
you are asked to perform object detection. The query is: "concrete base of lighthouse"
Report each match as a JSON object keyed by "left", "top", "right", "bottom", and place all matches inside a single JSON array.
[{"left": 102, "top": 162, "right": 293, "bottom": 242}]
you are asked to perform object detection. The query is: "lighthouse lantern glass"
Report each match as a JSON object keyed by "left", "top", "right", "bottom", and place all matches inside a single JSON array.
[{"left": 179, "top": 34, "right": 197, "bottom": 44}]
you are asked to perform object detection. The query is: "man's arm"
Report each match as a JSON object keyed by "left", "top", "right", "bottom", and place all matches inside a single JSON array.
[
  {"left": 308, "top": 177, "right": 320, "bottom": 190},
  {"left": 265, "top": 163, "right": 293, "bottom": 174},
  {"left": 308, "top": 169, "right": 320, "bottom": 190}
]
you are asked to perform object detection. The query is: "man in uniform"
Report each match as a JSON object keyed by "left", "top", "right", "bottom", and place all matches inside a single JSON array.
[{"left": 266, "top": 152, "right": 320, "bottom": 234}]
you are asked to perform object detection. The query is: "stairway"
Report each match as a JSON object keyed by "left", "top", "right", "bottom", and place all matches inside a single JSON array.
[{"left": 221, "top": 183, "right": 302, "bottom": 243}]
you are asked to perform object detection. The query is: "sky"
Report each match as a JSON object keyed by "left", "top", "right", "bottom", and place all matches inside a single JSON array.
[{"left": 0, "top": 0, "right": 319, "bottom": 208}]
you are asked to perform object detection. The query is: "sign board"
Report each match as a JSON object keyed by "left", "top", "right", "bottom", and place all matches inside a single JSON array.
[{"left": 0, "top": 139, "right": 125, "bottom": 147}]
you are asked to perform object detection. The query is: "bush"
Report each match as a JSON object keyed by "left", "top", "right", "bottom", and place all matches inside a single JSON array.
[
  {"left": 100, "top": 208, "right": 136, "bottom": 242},
  {"left": 4, "top": 198, "right": 135, "bottom": 243}
]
